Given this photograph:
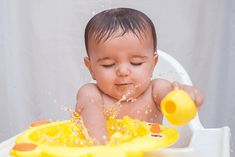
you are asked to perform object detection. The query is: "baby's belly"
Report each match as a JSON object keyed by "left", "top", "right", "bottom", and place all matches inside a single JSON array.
[{"left": 117, "top": 109, "right": 163, "bottom": 124}]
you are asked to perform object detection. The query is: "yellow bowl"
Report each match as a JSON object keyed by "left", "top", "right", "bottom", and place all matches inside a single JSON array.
[{"left": 10, "top": 117, "right": 179, "bottom": 157}]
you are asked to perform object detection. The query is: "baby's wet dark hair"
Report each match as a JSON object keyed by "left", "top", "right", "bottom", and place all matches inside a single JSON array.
[{"left": 84, "top": 8, "right": 157, "bottom": 56}]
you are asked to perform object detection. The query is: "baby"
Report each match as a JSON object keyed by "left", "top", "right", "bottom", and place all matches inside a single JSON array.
[{"left": 75, "top": 8, "right": 204, "bottom": 144}]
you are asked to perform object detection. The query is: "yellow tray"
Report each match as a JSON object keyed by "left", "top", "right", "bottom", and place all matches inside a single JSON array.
[{"left": 10, "top": 117, "right": 179, "bottom": 157}]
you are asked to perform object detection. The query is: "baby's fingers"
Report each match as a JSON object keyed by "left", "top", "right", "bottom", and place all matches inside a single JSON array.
[
  {"left": 193, "top": 88, "right": 204, "bottom": 109},
  {"left": 182, "top": 87, "right": 203, "bottom": 109},
  {"left": 172, "top": 82, "right": 196, "bottom": 104},
  {"left": 171, "top": 82, "right": 203, "bottom": 109},
  {"left": 172, "top": 81, "right": 181, "bottom": 90}
]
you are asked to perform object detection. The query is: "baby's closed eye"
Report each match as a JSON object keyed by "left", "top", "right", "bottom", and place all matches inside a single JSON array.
[
  {"left": 130, "top": 57, "right": 145, "bottom": 66},
  {"left": 130, "top": 62, "right": 144, "bottom": 66},
  {"left": 99, "top": 59, "right": 115, "bottom": 68},
  {"left": 101, "top": 64, "right": 115, "bottom": 67}
]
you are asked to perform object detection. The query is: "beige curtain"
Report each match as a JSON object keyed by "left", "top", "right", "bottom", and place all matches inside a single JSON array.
[{"left": 0, "top": 0, "right": 234, "bottom": 155}]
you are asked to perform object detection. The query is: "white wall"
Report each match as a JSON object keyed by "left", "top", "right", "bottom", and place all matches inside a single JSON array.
[{"left": 0, "top": 0, "right": 234, "bottom": 155}]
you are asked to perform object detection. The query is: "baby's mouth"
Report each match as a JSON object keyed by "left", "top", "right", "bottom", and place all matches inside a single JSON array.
[
  {"left": 115, "top": 83, "right": 132, "bottom": 87},
  {"left": 115, "top": 83, "right": 134, "bottom": 93}
]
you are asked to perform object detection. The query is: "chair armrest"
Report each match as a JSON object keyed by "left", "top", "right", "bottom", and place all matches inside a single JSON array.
[{"left": 189, "top": 126, "right": 231, "bottom": 157}]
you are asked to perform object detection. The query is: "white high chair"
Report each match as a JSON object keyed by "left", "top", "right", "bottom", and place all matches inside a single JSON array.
[
  {"left": 0, "top": 50, "right": 231, "bottom": 157},
  {"left": 145, "top": 50, "right": 231, "bottom": 157}
]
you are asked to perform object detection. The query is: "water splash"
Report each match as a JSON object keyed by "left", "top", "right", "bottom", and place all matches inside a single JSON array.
[
  {"left": 66, "top": 108, "right": 91, "bottom": 142},
  {"left": 104, "top": 78, "right": 152, "bottom": 118},
  {"left": 91, "top": 11, "right": 96, "bottom": 15}
]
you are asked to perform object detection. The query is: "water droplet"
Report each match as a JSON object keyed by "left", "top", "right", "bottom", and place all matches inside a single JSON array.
[{"left": 102, "top": 135, "right": 108, "bottom": 140}]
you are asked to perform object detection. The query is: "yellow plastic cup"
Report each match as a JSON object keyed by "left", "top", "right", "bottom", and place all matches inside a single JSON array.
[{"left": 160, "top": 89, "right": 197, "bottom": 126}]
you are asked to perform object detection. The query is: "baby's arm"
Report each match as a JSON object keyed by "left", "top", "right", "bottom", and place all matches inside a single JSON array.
[
  {"left": 152, "top": 79, "right": 204, "bottom": 109},
  {"left": 75, "top": 83, "right": 108, "bottom": 144}
]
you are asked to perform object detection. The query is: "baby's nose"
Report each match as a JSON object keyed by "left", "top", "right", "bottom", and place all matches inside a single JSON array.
[{"left": 116, "top": 64, "right": 130, "bottom": 77}]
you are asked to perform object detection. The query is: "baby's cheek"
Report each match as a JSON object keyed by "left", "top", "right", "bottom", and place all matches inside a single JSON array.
[
  {"left": 97, "top": 74, "right": 114, "bottom": 89},
  {"left": 136, "top": 69, "right": 152, "bottom": 81},
  {"left": 96, "top": 69, "right": 113, "bottom": 80}
]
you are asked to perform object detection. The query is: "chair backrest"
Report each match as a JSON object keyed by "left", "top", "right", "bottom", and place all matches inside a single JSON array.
[
  {"left": 154, "top": 50, "right": 203, "bottom": 147},
  {"left": 153, "top": 50, "right": 192, "bottom": 85}
]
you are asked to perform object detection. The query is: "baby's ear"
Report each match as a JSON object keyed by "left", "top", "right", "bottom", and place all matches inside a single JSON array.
[
  {"left": 153, "top": 53, "right": 158, "bottom": 66},
  {"left": 84, "top": 57, "right": 96, "bottom": 80}
]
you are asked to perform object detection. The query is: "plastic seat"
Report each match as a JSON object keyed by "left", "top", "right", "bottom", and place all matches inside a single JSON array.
[
  {"left": 0, "top": 50, "right": 231, "bottom": 157},
  {"left": 145, "top": 50, "right": 231, "bottom": 157}
]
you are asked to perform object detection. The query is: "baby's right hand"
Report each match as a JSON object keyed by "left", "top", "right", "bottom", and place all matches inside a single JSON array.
[{"left": 172, "top": 82, "right": 204, "bottom": 109}]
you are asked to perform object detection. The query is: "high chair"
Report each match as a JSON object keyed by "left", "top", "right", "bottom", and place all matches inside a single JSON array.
[
  {"left": 0, "top": 50, "right": 230, "bottom": 157},
  {"left": 145, "top": 50, "right": 231, "bottom": 157}
]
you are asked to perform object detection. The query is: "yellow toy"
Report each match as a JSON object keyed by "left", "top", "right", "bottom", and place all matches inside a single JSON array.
[{"left": 161, "top": 89, "right": 197, "bottom": 125}]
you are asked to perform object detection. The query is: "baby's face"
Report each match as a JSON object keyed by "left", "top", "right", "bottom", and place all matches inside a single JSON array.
[{"left": 85, "top": 32, "right": 157, "bottom": 100}]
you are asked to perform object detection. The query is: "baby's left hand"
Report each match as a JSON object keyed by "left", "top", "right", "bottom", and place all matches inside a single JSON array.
[{"left": 172, "top": 82, "right": 204, "bottom": 109}]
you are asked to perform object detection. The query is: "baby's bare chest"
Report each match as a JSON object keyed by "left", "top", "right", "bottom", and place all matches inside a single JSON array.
[
  {"left": 118, "top": 98, "right": 162, "bottom": 123},
  {"left": 103, "top": 93, "right": 163, "bottom": 123}
]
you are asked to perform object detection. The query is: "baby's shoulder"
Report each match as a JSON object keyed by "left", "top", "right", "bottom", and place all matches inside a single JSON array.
[
  {"left": 151, "top": 78, "right": 172, "bottom": 90},
  {"left": 76, "top": 83, "right": 102, "bottom": 100},
  {"left": 76, "top": 83, "right": 103, "bottom": 112}
]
